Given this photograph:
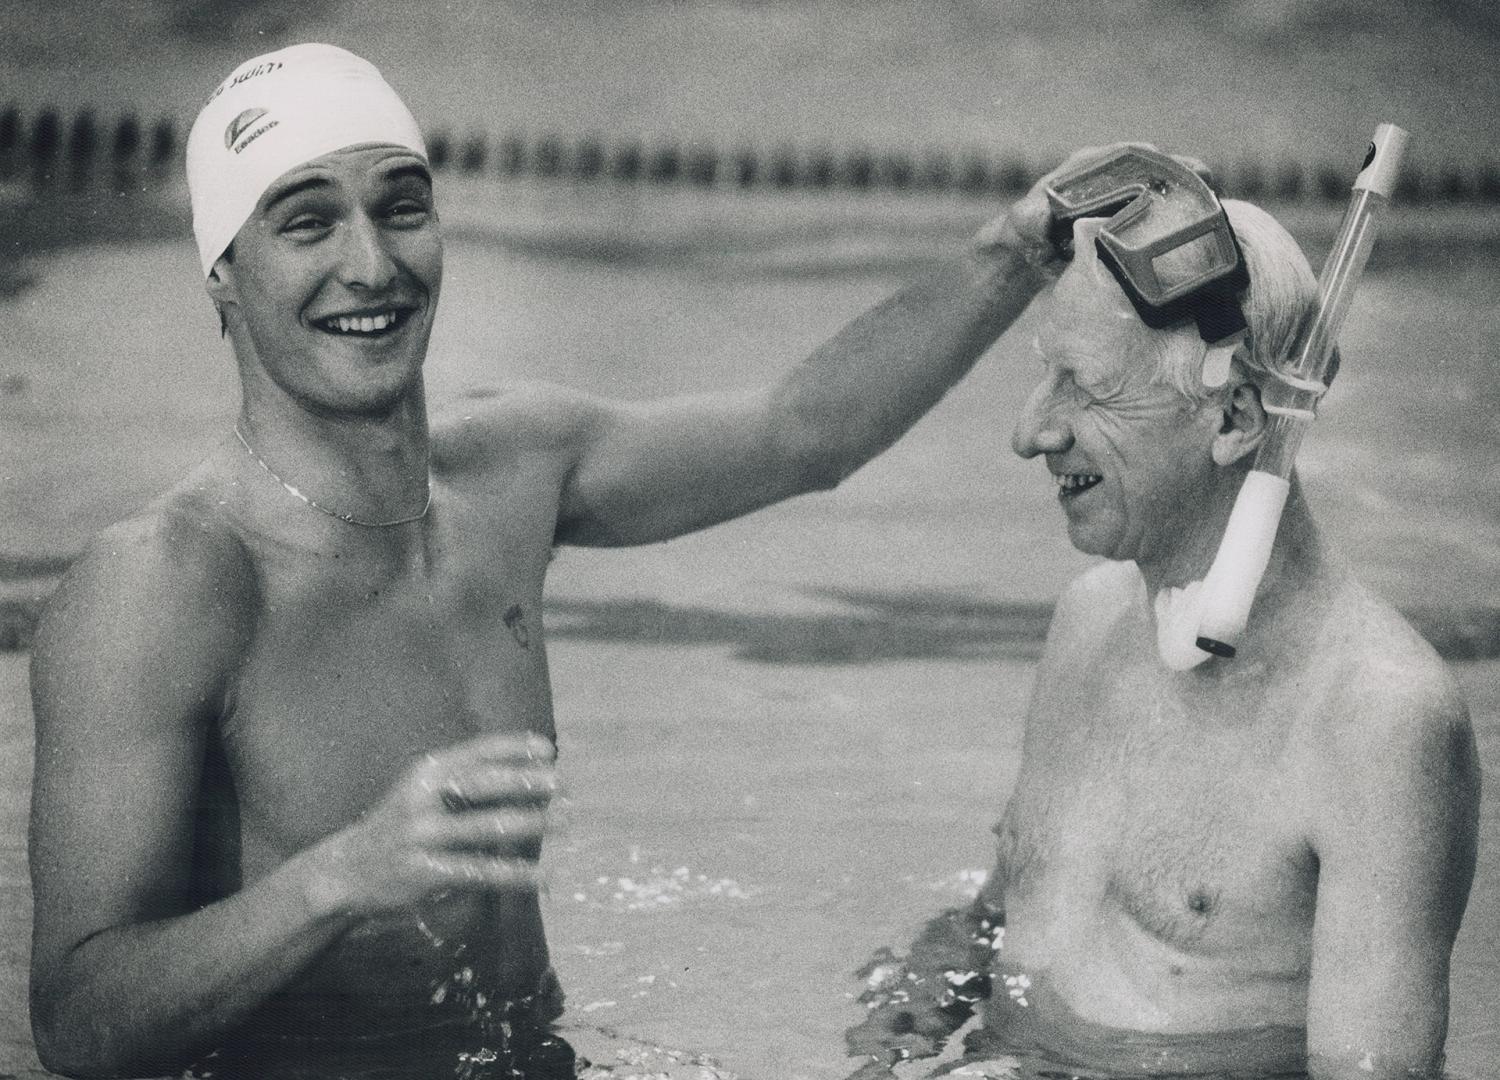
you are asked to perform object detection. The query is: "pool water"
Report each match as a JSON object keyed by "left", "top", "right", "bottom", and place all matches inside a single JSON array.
[{"left": 4, "top": 647, "right": 1498, "bottom": 1079}]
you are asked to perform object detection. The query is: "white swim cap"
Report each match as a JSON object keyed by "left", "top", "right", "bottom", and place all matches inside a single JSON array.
[{"left": 186, "top": 43, "right": 427, "bottom": 277}]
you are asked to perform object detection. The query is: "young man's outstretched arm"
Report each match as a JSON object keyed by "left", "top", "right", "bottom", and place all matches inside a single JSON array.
[{"left": 450, "top": 149, "right": 1150, "bottom": 549}]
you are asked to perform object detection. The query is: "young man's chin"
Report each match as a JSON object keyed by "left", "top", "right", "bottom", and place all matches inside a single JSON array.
[{"left": 352, "top": 375, "right": 425, "bottom": 417}]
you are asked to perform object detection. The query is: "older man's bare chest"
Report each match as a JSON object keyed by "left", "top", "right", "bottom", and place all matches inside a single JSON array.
[
  {"left": 219, "top": 479, "right": 559, "bottom": 864},
  {"left": 996, "top": 648, "right": 1319, "bottom": 974}
]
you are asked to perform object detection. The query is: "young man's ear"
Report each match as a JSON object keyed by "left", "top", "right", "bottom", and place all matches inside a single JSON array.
[
  {"left": 1211, "top": 375, "right": 1268, "bottom": 467},
  {"left": 205, "top": 249, "right": 236, "bottom": 337},
  {"left": 205, "top": 252, "right": 234, "bottom": 300}
]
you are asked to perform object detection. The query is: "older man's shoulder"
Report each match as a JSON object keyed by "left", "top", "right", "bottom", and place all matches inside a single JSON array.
[
  {"left": 1300, "top": 579, "right": 1478, "bottom": 873},
  {"left": 1324, "top": 578, "right": 1463, "bottom": 712},
  {"left": 1309, "top": 577, "right": 1471, "bottom": 769}
]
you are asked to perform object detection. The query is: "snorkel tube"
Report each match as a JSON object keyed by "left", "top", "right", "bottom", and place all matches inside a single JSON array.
[{"left": 1190, "top": 123, "right": 1408, "bottom": 664}]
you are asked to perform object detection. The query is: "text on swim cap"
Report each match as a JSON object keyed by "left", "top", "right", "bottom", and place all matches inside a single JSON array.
[
  {"left": 233, "top": 120, "right": 280, "bottom": 155},
  {"left": 207, "top": 60, "right": 285, "bottom": 104}
]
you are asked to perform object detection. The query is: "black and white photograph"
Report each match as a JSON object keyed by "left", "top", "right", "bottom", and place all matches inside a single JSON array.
[{"left": 2, "top": 2, "right": 1497, "bottom": 1078}]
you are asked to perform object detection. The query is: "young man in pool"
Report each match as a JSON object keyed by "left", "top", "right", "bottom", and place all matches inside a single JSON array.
[
  {"left": 26, "top": 43, "right": 1099, "bottom": 1080},
  {"left": 844, "top": 194, "right": 1480, "bottom": 1078}
]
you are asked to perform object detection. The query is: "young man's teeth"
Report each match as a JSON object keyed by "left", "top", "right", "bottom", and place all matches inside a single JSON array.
[{"left": 327, "top": 311, "right": 399, "bottom": 333}]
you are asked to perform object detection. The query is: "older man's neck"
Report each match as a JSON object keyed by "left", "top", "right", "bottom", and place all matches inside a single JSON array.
[
  {"left": 1138, "top": 478, "right": 1334, "bottom": 675},
  {"left": 1140, "top": 475, "right": 1328, "bottom": 612}
]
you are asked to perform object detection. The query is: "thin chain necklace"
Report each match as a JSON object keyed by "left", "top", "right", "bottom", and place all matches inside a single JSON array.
[{"left": 234, "top": 424, "right": 432, "bottom": 528}]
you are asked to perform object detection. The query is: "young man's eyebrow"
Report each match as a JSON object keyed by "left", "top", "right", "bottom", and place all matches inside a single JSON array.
[
  {"left": 381, "top": 162, "right": 433, "bottom": 189},
  {"left": 258, "top": 161, "right": 432, "bottom": 218},
  {"left": 261, "top": 175, "right": 331, "bottom": 213}
]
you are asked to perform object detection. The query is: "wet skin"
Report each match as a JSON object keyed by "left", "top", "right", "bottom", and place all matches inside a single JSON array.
[
  {"left": 990, "top": 563, "right": 1322, "bottom": 1037},
  {"left": 202, "top": 431, "right": 568, "bottom": 1025},
  {"left": 977, "top": 559, "right": 1478, "bottom": 1078}
]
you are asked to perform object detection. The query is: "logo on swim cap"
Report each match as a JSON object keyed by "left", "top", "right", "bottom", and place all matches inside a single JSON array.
[{"left": 224, "top": 108, "right": 269, "bottom": 150}]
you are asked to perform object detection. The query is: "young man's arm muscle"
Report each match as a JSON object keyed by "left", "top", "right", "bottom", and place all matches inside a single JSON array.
[
  {"left": 27, "top": 513, "right": 358, "bottom": 1077},
  {"left": 549, "top": 239, "right": 1047, "bottom": 547},
  {"left": 448, "top": 147, "right": 1179, "bottom": 550}
]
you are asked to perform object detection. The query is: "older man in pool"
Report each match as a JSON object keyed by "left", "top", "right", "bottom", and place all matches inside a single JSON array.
[
  {"left": 845, "top": 199, "right": 1480, "bottom": 1077},
  {"left": 25, "top": 43, "right": 1103, "bottom": 1080}
]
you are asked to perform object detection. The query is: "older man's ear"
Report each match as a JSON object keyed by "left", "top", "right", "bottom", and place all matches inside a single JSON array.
[{"left": 1211, "top": 378, "right": 1268, "bottom": 467}]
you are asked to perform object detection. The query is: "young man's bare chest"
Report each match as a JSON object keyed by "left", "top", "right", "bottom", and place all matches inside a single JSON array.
[{"left": 219, "top": 475, "right": 561, "bottom": 861}]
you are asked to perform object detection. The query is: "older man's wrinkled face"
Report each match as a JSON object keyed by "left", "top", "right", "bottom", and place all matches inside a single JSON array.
[{"left": 1012, "top": 222, "right": 1223, "bottom": 566}]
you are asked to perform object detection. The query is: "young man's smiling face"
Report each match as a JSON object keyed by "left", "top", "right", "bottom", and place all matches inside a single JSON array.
[
  {"left": 210, "top": 143, "right": 443, "bottom": 417},
  {"left": 1011, "top": 226, "right": 1224, "bottom": 568}
]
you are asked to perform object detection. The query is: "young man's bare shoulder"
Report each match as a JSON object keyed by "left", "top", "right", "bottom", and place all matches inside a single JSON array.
[
  {"left": 33, "top": 470, "right": 257, "bottom": 683},
  {"left": 430, "top": 381, "right": 604, "bottom": 475}
]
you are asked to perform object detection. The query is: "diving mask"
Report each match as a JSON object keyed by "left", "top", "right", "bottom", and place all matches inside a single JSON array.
[{"left": 1045, "top": 147, "right": 1249, "bottom": 349}]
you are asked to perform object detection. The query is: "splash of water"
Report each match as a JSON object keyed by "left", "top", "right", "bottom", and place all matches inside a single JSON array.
[{"left": 413, "top": 907, "right": 575, "bottom": 1080}]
